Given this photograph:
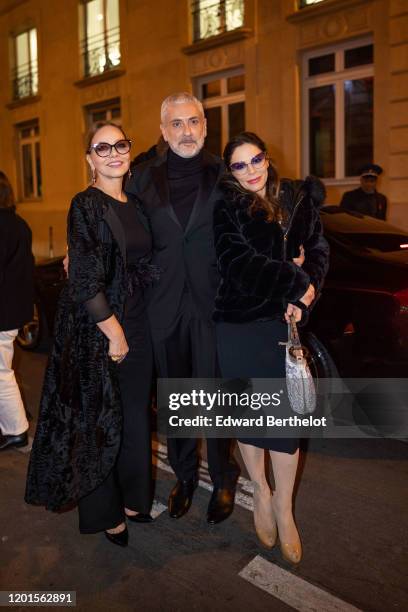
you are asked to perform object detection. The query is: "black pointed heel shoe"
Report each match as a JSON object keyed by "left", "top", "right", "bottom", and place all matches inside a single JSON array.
[{"left": 104, "top": 526, "right": 129, "bottom": 547}]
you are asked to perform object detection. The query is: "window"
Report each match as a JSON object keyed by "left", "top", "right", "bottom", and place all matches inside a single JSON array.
[
  {"left": 299, "top": 0, "right": 326, "bottom": 7},
  {"left": 12, "top": 28, "right": 38, "bottom": 99},
  {"left": 80, "top": 0, "right": 120, "bottom": 78},
  {"left": 302, "top": 39, "right": 374, "bottom": 180},
  {"left": 17, "top": 120, "right": 42, "bottom": 199},
  {"left": 192, "top": 0, "right": 244, "bottom": 42},
  {"left": 85, "top": 98, "right": 121, "bottom": 130},
  {"left": 196, "top": 70, "right": 245, "bottom": 157}
]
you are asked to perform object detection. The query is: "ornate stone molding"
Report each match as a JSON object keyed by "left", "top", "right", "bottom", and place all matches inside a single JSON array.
[
  {"left": 287, "top": 0, "right": 373, "bottom": 48},
  {"left": 287, "top": 0, "right": 373, "bottom": 23},
  {"left": 186, "top": 39, "right": 246, "bottom": 77}
]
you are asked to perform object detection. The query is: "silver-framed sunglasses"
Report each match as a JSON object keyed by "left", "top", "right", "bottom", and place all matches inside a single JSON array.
[
  {"left": 88, "top": 139, "right": 132, "bottom": 157},
  {"left": 230, "top": 151, "right": 268, "bottom": 176}
]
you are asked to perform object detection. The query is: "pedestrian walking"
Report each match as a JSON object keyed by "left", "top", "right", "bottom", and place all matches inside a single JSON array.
[{"left": 0, "top": 172, "right": 34, "bottom": 451}]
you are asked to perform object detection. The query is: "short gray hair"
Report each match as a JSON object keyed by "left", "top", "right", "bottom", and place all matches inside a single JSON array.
[{"left": 161, "top": 92, "right": 204, "bottom": 124}]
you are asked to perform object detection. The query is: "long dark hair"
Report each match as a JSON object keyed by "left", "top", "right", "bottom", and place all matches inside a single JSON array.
[
  {"left": 222, "top": 132, "right": 282, "bottom": 223},
  {"left": 85, "top": 121, "right": 128, "bottom": 154},
  {"left": 0, "top": 172, "right": 16, "bottom": 210}
]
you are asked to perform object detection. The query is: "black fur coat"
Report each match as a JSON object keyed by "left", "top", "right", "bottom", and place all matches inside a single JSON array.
[
  {"left": 25, "top": 187, "right": 141, "bottom": 511},
  {"left": 213, "top": 176, "right": 330, "bottom": 323}
]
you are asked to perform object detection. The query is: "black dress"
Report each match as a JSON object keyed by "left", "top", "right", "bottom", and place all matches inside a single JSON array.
[{"left": 77, "top": 193, "right": 154, "bottom": 533}]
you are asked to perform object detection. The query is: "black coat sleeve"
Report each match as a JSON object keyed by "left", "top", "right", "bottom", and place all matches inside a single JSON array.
[
  {"left": 340, "top": 191, "right": 354, "bottom": 211},
  {"left": 67, "top": 195, "right": 112, "bottom": 323},
  {"left": 301, "top": 213, "right": 330, "bottom": 292},
  {"left": 214, "top": 201, "right": 311, "bottom": 302}
]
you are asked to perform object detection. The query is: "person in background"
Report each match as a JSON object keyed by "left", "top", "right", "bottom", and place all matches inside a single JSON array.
[
  {"left": 213, "top": 132, "right": 329, "bottom": 564},
  {"left": 0, "top": 172, "right": 34, "bottom": 451},
  {"left": 340, "top": 164, "right": 387, "bottom": 220}
]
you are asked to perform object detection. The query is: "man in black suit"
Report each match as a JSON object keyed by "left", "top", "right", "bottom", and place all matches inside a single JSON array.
[
  {"left": 340, "top": 163, "right": 387, "bottom": 220},
  {"left": 126, "top": 93, "right": 239, "bottom": 524}
]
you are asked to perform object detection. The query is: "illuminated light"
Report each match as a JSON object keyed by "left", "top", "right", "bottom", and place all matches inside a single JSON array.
[
  {"left": 97, "top": 13, "right": 103, "bottom": 21},
  {"left": 399, "top": 244, "right": 408, "bottom": 249},
  {"left": 394, "top": 289, "right": 408, "bottom": 308}
]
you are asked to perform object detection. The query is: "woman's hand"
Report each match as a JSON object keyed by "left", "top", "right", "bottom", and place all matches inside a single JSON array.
[
  {"left": 108, "top": 332, "right": 129, "bottom": 364},
  {"left": 97, "top": 315, "right": 129, "bottom": 363},
  {"left": 292, "top": 245, "right": 305, "bottom": 267},
  {"left": 285, "top": 303, "right": 302, "bottom": 323},
  {"left": 299, "top": 283, "right": 315, "bottom": 307}
]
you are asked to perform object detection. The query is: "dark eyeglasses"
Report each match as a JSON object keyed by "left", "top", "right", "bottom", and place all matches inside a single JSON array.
[
  {"left": 88, "top": 139, "right": 132, "bottom": 157},
  {"left": 230, "top": 152, "right": 268, "bottom": 175}
]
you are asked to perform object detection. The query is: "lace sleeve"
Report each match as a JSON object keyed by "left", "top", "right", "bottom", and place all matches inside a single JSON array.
[{"left": 84, "top": 291, "right": 113, "bottom": 323}]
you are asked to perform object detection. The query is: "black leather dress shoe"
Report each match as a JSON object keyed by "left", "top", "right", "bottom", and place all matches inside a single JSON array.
[
  {"left": 168, "top": 479, "right": 198, "bottom": 519},
  {"left": 125, "top": 513, "right": 153, "bottom": 523},
  {"left": 207, "top": 488, "right": 235, "bottom": 525},
  {"left": 104, "top": 526, "right": 129, "bottom": 547},
  {"left": 0, "top": 431, "right": 28, "bottom": 451}
]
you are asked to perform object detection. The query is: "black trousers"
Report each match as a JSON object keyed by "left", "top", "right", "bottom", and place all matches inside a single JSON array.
[
  {"left": 78, "top": 299, "right": 153, "bottom": 533},
  {"left": 152, "top": 293, "right": 239, "bottom": 488}
]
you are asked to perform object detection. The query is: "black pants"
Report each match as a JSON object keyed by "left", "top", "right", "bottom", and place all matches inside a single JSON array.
[
  {"left": 78, "top": 300, "right": 153, "bottom": 533},
  {"left": 152, "top": 293, "right": 239, "bottom": 488}
]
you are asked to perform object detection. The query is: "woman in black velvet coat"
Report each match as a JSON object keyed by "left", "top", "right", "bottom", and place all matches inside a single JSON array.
[
  {"left": 25, "top": 123, "right": 157, "bottom": 547},
  {"left": 213, "top": 132, "right": 329, "bottom": 563}
]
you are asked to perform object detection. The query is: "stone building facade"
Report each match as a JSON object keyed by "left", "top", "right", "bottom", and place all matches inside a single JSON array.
[{"left": 0, "top": 0, "right": 406, "bottom": 257}]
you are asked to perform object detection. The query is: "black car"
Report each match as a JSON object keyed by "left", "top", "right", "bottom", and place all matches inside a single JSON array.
[
  {"left": 306, "top": 207, "right": 408, "bottom": 376},
  {"left": 17, "top": 209, "right": 408, "bottom": 377},
  {"left": 17, "top": 256, "right": 65, "bottom": 350}
]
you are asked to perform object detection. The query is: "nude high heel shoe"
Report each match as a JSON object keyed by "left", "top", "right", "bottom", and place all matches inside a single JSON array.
[
  {"left": 271, "top": 497, "right": 302, "bottom": 564},
  {"left": 253, "top": 488, "right": 277, "bottom": 550}
]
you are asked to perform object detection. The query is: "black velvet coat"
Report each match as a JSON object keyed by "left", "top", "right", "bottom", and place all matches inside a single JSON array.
[
  {"left": 213, "top": 176, "right": 330, "bottom": 323},
  {"left": 25, "top": 187, "right": 149, "bottom": 511}
]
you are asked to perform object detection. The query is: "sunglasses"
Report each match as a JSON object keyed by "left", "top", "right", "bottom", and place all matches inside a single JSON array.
[
  {"left": 230, "top": 151, "right": 268, "bottom": 175},
  {"left": 88, "top": 139, "right": 132, "bottom": 158}
]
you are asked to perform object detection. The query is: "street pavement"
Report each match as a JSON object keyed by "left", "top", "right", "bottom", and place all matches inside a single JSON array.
[{"left": 0, "top": 347, "right": 407, "bottom": 611}]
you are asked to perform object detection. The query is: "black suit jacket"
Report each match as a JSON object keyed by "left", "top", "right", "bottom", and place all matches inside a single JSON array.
[
  {"left": 126, "top": 149, "right": 224, "bottom": 330},
  {"left": 0, "top": 208, "right": 34, "bottom": 331},
  {"left": 340, "top": 187, "right": 387, "bottom": 220}
]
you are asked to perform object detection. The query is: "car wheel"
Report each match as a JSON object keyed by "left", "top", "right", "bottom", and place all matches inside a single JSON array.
[
  {"left": 302, "top": 331, "right": 338, "bottom": 379},
  {"left": 16, "top": 303, "right": 42, "bottom": 350}
]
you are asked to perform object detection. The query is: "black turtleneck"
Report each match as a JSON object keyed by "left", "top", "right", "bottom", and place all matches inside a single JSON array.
[{"left": 167, "top": 148, "right": 204, "bottom": 230}]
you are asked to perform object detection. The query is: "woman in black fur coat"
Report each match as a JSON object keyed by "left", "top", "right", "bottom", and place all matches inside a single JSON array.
[
  {"left": 25, "top": 123, "right": 157, "bottom": 547},
  {"left": 214, "top": 132, "right": 329, "bottom": 563}
]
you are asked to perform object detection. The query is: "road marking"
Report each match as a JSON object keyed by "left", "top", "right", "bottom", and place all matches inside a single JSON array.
[
  {"left": 239, "top": 556, "right": 363, "bottom": 612},
  {"left": 152, "top": 440, "right": 255, "bottom": 509},
  {"left": 153, "top": 440, "right": 362, "bottom": 611}
]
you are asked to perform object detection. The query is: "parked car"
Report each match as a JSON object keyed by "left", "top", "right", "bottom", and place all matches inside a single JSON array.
[
  {"left": 17, "top": 209, "right": 408, "bottom": 378},
  {"left": 17, "top": 256, "right": 65, "bottom": 350},
  {"left": 305, "top": 206, "right": 408, "bottom": 376}
]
